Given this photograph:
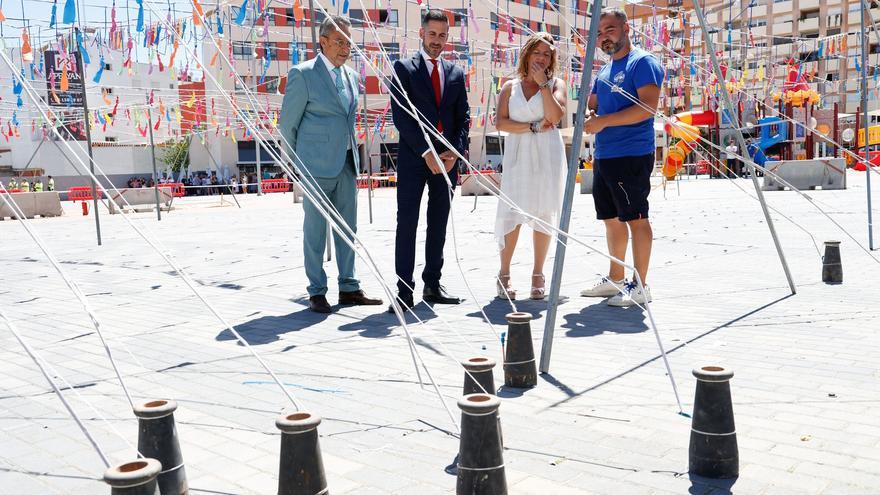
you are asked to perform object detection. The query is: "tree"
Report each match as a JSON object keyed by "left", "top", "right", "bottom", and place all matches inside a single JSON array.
[{"left": 159, "top": 138, "right": 189, "bottom": 173}]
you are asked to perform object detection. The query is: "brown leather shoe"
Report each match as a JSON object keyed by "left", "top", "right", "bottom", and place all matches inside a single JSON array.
[
  {"left": 338, "top": 290, "right": 383, "bottom": 306},
  {"left": 308, "top": 295, "right": 332, "bottom": 313}
]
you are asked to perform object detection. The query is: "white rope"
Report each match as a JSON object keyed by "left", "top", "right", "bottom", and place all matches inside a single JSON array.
[{"left": 0, "top": 307, "right": 111, "bottom": 468}]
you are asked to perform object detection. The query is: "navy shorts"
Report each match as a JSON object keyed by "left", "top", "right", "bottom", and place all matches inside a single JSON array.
[{"left": 592, "top": 153, "right": 654, "bottom": 222}]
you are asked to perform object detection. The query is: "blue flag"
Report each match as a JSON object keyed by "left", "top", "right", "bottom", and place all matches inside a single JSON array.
[
  {"left": 235, "top": 0, "right": 249, "bottom": 25},
  {"left": 63, "top": 0, "right": 76, "bottom": 24},
  {"left": 77, "top": 30, "right": 90, "bottom": 64},
  {"left": 93, "top": 57, "right": 105, "bottom": 83},
  {"left": 136, "top": 0, "right": 144, "bottom": 32},
  {"left": 50, "top": 0, "right": 58, "bottom": 28}
]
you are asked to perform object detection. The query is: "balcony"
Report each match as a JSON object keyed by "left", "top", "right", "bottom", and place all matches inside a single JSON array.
[
  {"left": 798, "top": 17, "right": 819, "bottom": 31},
  {"left": 799, "top": 0, "right": 819, "bottom": 10},
  {"left": 751, "top": 5, "right": 766, "bottom": 16},
  {"left": 774, "top": 21, "right": 793, "bottom": 35},
  {"left": 774, "top": 1, "right": 792, "bottom": 13}
]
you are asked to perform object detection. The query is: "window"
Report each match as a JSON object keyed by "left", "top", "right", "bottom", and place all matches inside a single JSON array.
[
  {"left": 260, "top": 43, "right": 278, "bottom": 59},
  {"left": 264, "top": 77, "right": 280, "bottom": 93},
  {"left": 289, "top": 41, "right": 311, "bottom": 61},
  {"left": 105, "top": 136, "right": 117, "bottom": 142},
  {"left": 349, "top": 9, "right": 365, "bottom": 26},
  {"left": 382, "top": 42, "right": 401, "bottom": 61},
  {"left": 801, "top": 50, "right": 819, "bottom": 62},
  {"left": 800, "top": 9, "right": 819, "bottom": 21},
  {"left": 485, "top": 135, "right": 502, "bottom": 155},
  {"left": 230, "top": 5, "right": 253, "bottom": 24},
  {"left": 452, "top": 8, "right": 467, "bottom": 26},
  {"left": 233, "top": 42, "right": 255, "bottom": 59},
  {"left": 379, "top": 9, "right": 398, "bottom": 26},
  {"left": 103, "top": 87, "right": 113, "bottom": 95}
]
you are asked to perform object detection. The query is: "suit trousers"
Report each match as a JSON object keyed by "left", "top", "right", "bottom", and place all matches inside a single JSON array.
[
  {"left": 394, "top": 162, "right": 458, "bottom": 295},
  {"left": 302, "top": 152, "right": 359, "bottom": 296}
]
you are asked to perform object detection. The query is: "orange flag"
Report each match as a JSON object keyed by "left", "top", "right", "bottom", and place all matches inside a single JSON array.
[
  {"left": 21, "top": 30, "right": 33, "bottom": 62},
  {"left": 192, "top": 0, "right": 204, "bottom": 26},
  {"left": 60, "top": 63, "right": 69, "bottom": 91},
  {"left": 293, "top": 0, "right": 304, "bottom": 23}
]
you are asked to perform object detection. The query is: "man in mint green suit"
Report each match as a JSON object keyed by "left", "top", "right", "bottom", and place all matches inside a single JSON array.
[{"left": 279, "top": 16, "right": 382, "bottom": 313}]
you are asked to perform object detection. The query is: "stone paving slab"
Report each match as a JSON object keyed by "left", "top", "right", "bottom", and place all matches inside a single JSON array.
[{"left": 1, "top": 173, "right": 879, "bottom": 494}]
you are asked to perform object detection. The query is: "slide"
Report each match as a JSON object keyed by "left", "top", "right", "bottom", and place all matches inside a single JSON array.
[
  {"left": 747, "top": 117, "right": 788, "bottom": 166},
  {"left": 663, "top": 110, "right": 717, "bottom": 179}
]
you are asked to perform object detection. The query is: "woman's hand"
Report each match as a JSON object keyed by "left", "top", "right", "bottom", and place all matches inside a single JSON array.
[{"left": 530, "top": 62, "right": 548, "bottom": 86}]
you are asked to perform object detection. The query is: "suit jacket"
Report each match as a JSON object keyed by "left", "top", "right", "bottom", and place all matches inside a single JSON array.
[
  {"left": 389, "top": 54, "right": 470, "bottom": 169},
  {"left": 279, "top": 57, "right": 360, "bottom": 179}
]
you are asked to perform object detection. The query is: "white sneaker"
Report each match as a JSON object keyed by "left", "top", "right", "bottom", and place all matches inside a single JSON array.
[
  {"left": 607, "top": 282, "right": 652, "bottom": 307},
  {"left": 580, "top": 277, "right": 626, "bottom": 297}
]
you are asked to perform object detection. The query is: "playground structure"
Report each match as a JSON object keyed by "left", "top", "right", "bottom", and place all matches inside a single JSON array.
[{"left": 661, "top": 63, "right": 841, "bottom": 180}]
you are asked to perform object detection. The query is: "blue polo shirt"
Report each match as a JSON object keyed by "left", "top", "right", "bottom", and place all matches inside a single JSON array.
[{"left": 590, "top": 47, "right": 664, "bottom": 159}]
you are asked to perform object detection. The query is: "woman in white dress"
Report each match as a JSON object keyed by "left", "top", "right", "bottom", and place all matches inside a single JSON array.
[{"left": 494, "top": 32, "right": 567, "bottom": 300}]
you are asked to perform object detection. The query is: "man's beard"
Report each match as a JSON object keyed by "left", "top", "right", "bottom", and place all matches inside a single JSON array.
[{"left": 602, "top": 38, "right": 627, "bottom": 56}]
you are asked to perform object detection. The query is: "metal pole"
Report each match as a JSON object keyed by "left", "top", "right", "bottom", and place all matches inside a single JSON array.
[
  {"left": 146, "top": 101, "right": 162, "bottom": 221},
  {"left": 363, "top": 91, "right": 373, "bottom": 223},
  {"left": 863, "top": 0, "right": 875, "bottom": 250},
  {"left": 690, "top": 0, "right": 796, "bottom": 293},
  {"left": 539, "top": 0, "right": 604, "bottom": 374},
  {"left": 255, "top": 139, "right": 263, "bottom": 195},
  {"left": 74, "top": 42, "right": 101, "bottom": 246}
]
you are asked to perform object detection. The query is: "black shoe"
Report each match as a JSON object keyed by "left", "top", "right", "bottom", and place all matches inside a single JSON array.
[
  {"left": 338, "top": 290, "right": 383, "bottom": 306},
  {"left": 309, "top": 295, "right": 332, "bottom": 314},
  {"left": 387, "top": 293, "right": 414, "bottom": 313},
  {"left": 423, "top": 285, "right": 462, "bottom": 305}
]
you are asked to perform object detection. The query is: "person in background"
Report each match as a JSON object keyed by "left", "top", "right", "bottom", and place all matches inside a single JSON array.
[{"left": 47, "top": 176, "right": 55, "bottom": 191}]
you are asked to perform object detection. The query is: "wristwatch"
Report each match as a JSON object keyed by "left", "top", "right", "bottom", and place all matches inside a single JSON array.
[
  {"left": 529, "top": 122, "right": 540, "bottom": 133},
  {"left": 539, "top": 79, "right": 553, "bottom": 89}
]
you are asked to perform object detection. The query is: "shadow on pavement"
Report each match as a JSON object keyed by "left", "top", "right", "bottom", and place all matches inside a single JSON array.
[{"left": 215, "top": 305, "right": 329, "bottom": 345}]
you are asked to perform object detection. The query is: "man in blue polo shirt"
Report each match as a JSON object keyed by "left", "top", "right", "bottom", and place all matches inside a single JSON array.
[{"left": 580, "top": 7, "right": 664, "bottom": 307}]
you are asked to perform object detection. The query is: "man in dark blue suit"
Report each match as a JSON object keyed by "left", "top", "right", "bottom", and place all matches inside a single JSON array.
[{"left": 388, "top": 9, "right": 470, "bottom": 311}]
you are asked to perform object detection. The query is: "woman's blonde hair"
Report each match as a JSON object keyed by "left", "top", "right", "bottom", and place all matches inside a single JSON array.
[{"left": 516, "top": 32, "right": 557, "bottom": 80}]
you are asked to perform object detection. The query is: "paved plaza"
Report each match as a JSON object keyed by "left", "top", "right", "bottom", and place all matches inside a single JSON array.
[{"left": 1, "top": 172, "right": 879, "bottom": 494}]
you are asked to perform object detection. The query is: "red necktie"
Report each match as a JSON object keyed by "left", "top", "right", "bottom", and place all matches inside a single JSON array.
[{"left": 430, "top": 58, "right": 443, "bottom": 132}]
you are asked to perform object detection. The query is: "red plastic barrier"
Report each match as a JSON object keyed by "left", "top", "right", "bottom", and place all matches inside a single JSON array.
[
  {"left": 695, "top": 160, "right": 710, "bottom": 175},
  {"left": 158, "top": 182, "right": 186, "bottom": 197},
  {"left": 356, "top": 177, "right": 380, "bottom": 189},
  {"left": 262, "top": 178, "right": 289, "bottom": 193},
  {"left": 2, "top": 189, "right": 22, "bottom": 193},
  {"left": 68, "top": 187, "right": 103, "bottom": 202}
]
